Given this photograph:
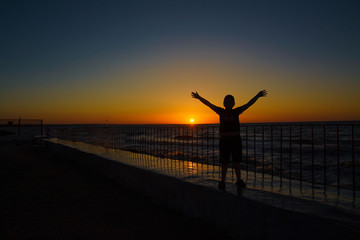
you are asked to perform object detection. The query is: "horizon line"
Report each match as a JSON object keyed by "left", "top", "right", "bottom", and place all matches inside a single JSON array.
[{"left": 41, "top": 120, "right": 360, "bottom": 125}]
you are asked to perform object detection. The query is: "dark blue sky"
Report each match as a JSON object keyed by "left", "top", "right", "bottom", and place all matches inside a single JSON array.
[
  {"left": 1, "top": 0, "right": 360, "bottom": 122},
  {"left": 2, "top": 0, "right": 359, "bottom": 74}
]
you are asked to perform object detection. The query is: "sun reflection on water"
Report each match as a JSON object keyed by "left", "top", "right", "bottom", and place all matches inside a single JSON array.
[{"left": 186, "top": 161, "right": 199, "bottom": 175}]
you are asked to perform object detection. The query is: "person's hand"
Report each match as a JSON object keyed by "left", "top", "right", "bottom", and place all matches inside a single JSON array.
[
  {"left": 258, "top": 90, "right": 267, "bottom": 97},
  {"left": 191, "top": 92, "right": 200, "bottom": 99}
]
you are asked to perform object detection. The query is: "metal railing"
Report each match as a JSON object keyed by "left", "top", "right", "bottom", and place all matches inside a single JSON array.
[
  {"left": 55, "top": 122, "right": 359, "bottom": 202},
  {"left": 0, "top": 118, "right": 43, "bottom": 138}
]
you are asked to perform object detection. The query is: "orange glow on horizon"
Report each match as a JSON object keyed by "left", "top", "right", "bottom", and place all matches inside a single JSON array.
[
  {"left": 30, "top": 109, "right": 360, "bottom": 125},
  {"left": 1, "top": 53, "right": 359, "bottom": 125}
]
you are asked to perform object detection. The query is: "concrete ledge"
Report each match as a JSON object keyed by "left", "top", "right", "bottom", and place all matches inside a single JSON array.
[{"left": 50, "top": 142, "right": 359, "bottom": 240}]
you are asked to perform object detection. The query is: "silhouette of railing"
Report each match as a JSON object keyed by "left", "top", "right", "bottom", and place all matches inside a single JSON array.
[
  {"left": 0, "top": 118, "right": 43, "bottom": 138},
  {"left": 56, "top": 122, "right": 359, "bottom": 202}
]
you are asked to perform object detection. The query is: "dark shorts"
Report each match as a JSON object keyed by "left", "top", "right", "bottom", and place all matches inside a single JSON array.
[{"left": 219, "top": 135, "right": 242, "bottom": 164}]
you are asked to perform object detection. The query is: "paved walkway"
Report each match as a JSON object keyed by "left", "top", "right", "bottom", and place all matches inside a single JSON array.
[
  {"left": 0, "top": 140, "right": 236, "bottom": 240},
  {"left": 50, "top": 139, "right": 360, "bottom": 223}
]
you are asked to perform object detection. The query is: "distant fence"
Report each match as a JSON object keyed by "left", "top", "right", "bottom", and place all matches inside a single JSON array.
[
  {"left": 55, "top": 122, "right": 359, "bottom": 201},
  {"left": 0, "top": 118, "right": 43, "bottom": 138}
]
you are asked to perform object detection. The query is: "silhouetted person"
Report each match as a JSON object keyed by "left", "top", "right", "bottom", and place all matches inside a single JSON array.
[{"left": 191, "top": 90, "right": 267, "bottom": 192}]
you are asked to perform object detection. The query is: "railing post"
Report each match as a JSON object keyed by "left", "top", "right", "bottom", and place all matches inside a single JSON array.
[
  {"left": 191, "top": 126, "right": 194, "bottom": 161},
  {"left": 323, "top": 125, "right": 327, "bottom": 194},
  {"left": 336, "top": 124, "right": 340, "bottom": 195},
  {"left": 119, "top": 127, "right": 122, "bottom": 150},
  {"left": 352, "top": 124, "right": 356, "bottom": 201},
  {"left": 196, "top": 126, "right": 199, "bottom": 165},
  {"left": 280, "top": 124, "right": 283, "bottom": 187},
  {"left": 289, "top": 124, "right": 292, "bottom": 185},
  {"left": 212, "top": 126, "right": 216, "bottom": 178},
  {"left": 40, "top": 119, "right": 43, "bottom": 138},
  {"left": 254, "top": 125, "right": 257, "bottom": 179},
  {"left": 201, "top": 126, "right": 204, "bottom": 164},
  {"left": 311, "top": 124, "right": 315, "bottom": 192},
  {"left": 299, "top": 124, "right": 303, "bottom": 189},
  {"left": 18, "top": 116, "right": 21, "bottom": 136},
  {"left": 262, "top": 125, "right": 265, "bottom": 180},
  {"left": 271, "top": 125, "right": 273, "bottom": 183},
  {"left": 289, "top": 125, "right": 292, "bottom": 185},
  {"left": 183, "top": 127, "right": 186, "bottom": 172},
  {"left": 207, "top": 126, "right": 210, "bottom": 175},
  {"left": 246, "top": 125, "right": 249, "bottom": 175}
]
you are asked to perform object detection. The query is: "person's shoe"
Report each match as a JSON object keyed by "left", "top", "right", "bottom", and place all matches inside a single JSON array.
[
  {"left": 218, "top": 181, "right": 226, "bottom": 191},
  {"left": 236, "top": 179, "right": 246, "bottom": 188},
  {"left": 236, "top": 179, "right": 246, "bottom": 196}
]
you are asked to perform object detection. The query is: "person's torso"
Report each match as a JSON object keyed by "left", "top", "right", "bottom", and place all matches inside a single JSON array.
[{"left": 218, "top": 109, "right": 240, "bottom": 134}]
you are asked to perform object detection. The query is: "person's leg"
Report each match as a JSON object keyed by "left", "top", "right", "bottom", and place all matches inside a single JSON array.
[
  {"left": 233, "top": 162, "right": 241, "bottom": 181},
  {"left": 221, "top": 163, "right": 229, "bottom": 182},
  {"left": 219, "top": 138, "right": 230, "bottom": 190},
  {"left": 232, "top": 136, "right": 246, "bottom": 188}
]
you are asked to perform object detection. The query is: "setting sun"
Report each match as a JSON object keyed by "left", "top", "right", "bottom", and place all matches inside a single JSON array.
[{"left": 190, "top": 118, "right": 194, "bottom": 123}]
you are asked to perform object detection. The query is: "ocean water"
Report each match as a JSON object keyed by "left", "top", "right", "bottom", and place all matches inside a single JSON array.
[{"left": 52, "top": 121, "right": 360, "bottom": 193}]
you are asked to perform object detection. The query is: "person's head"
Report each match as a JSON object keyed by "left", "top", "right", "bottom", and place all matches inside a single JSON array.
[{"left": 223, "top": 95, "right": 235, "bottom": 110}]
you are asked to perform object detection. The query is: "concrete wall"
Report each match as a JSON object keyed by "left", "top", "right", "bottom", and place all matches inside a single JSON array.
[{"left": 50, "top": 142, "right": 359, "bottom": 240}]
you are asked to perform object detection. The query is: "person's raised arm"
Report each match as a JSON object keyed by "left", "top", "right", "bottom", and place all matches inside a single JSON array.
[
  {"left": 236, "top": 90, "right": 267, "bottom": 113},
  {"left": 191, "top": 92, "right": 221, "bottom": 113}
]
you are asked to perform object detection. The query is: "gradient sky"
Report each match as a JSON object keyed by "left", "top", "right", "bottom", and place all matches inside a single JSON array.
[{"left": 1, "top": 0, "right": 359, "bottom": 124}]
